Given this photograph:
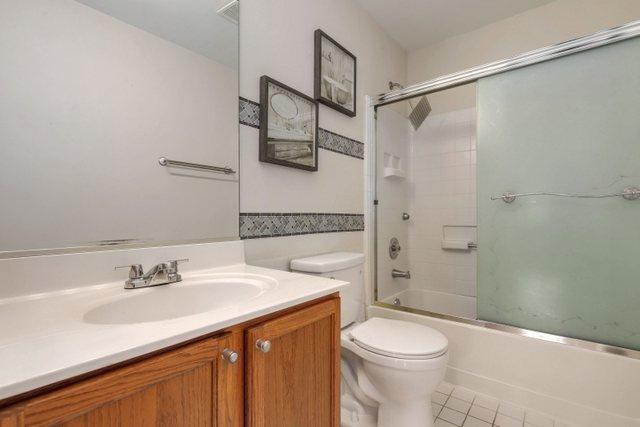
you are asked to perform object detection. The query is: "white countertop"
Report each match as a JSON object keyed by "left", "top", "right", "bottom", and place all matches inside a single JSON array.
[{"left": 0, "top": 263, "right": 347, "bottom": 401}]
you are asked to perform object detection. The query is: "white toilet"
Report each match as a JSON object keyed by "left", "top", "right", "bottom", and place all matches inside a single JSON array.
[{"left": 291, "top": 252, "right": 449, "bottom": 427}]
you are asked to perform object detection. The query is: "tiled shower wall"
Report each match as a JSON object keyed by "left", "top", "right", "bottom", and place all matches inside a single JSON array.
[
  {"left": 376, "top": 108, "right": 411, "bottom": 301},
  {"left": 407, "top": 107, "right": 477, "bottom": 315}
]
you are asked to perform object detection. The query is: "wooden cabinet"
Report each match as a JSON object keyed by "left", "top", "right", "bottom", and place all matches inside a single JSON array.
[
  {"left": 3, "top": 337, "right": 229, "bottom": 426},
  {"left": 0, "top": 295, "right": 340, "bottom": 427},
  {"left": 245, "top": 298, "right": 340, "bottom": 427}
]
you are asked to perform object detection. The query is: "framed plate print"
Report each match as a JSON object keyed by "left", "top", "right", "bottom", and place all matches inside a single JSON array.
[
  {"left": 314, "top": 29, "right": 357, "bottom": 117},
  {"left": 259, "top": 76, "right": 319, "bottom": 171}
]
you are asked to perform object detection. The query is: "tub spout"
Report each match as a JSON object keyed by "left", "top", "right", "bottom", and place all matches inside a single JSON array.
[{"left": 391, "top": 269, "right": 411, "bottom": 279}]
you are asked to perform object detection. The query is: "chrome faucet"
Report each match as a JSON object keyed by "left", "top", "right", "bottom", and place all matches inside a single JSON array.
[{"left": 115, "top": 259, "right": 188, "bottom": 289}]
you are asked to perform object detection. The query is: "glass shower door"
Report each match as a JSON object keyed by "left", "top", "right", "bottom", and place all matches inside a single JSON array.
[{"left": 477, "top": 37, "right": 640, "bottom": 350}]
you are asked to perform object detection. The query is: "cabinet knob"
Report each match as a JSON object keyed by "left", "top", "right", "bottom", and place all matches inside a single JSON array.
[
  {"left": 222, "top": 348, "right": 239, "bottom": 364},
  {"left": 256, "top": 339, "right": 271, "bottom": 353}
]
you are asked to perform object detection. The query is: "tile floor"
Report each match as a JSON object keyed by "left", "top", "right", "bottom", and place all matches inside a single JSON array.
[{"left": 431, "top": 382, "right": 574, "bottom": 427}]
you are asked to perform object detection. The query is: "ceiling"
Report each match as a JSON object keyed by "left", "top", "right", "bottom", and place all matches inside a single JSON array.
[
  {"left": 76, "top": 0, "right": 238, "bottom": 68},
  {"left": 354, "top": 0, "right": 554, "bottom": 51}
]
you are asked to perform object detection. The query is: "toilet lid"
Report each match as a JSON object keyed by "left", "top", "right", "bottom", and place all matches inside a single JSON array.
[{"left": 349, "top": 318, "right": 448, "bottom": 359}]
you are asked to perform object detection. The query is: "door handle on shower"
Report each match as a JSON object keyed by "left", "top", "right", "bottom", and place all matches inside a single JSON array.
[{"left": 391, "top": 269, "right": 411, "bottom": 279}]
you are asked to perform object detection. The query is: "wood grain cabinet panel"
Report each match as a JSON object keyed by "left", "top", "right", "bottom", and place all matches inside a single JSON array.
[
  {"left": 245, "top": 298, "right": 341, "bottom": 427},
  {"left": 4, "top": 337, "right": 224, "bottom": 427}
]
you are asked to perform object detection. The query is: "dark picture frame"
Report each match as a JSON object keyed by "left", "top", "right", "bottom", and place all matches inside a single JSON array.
[
  {"left": 259, "top": 75, "right": 319, "bottom": 172},
  {"left": 314, "top": 29, "right": 357, "bottom": 117}
]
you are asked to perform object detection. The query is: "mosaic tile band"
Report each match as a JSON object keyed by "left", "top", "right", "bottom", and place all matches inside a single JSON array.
[
  {"left": 240, "top": 213, "right": 364, "bottom": 239},
  {"left": 239, "top": 98, "right": 364, "bottom": 159},
  {"left": 239, "top": 97, "right": 260, "bottom": 128},
  {"left": 317, "top": 128, "right": 364, "bottom": 159}
]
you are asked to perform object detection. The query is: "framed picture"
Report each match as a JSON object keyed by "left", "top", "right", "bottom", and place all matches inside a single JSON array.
[
  {"left": 259, "top": 76, "right": 319, "bottom": 171},
  {"left": 314, "top": 29, "right": 357, "bottom": 117}
]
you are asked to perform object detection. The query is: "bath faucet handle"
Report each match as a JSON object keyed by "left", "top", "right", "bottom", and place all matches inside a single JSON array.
[{"left": 115, "top": 264, "right": 144, "bottom": 279}]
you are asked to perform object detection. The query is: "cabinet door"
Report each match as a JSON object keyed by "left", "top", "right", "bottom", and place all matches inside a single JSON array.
[
  {"left": 4, "top": 337, "right": 224, "bottom": 426},
  {"left": 245, "top": 297, "right": 340, "bottom": 427}
]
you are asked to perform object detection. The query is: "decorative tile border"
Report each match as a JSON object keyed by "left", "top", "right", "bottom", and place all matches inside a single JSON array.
[
  {"left": 239, "top": 97, "right": 364, "bottom": 159},
  {"left": 239, "top": 213, "right": 364, "bottom": 239},
  {"left": 239, "top": 97, "right": 260, "bottom": 128},
  {"left": 318, "top": 128, "right": 364, "bottom": 159}
]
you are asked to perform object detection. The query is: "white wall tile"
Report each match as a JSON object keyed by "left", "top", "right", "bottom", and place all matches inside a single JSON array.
[
  {"left": 375, "top": 108, "right": 412, "bottom": 300},
  {"left": 406, "top": 108, "right": 477, "bottom": 315}
]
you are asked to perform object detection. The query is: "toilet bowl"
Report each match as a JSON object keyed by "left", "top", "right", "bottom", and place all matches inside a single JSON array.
[
  {"left": 290, "top": 252, "right": 449, "bottom": 427},
  {"left": 342, "top": 318, "right": 448, "bottom": 427}
]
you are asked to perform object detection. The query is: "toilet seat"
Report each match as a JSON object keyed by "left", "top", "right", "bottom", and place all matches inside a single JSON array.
[
  {"left": 341, "top": 320, "right": 448, "bottom": 372},
  {"left": 349, "top": 317, "right": 448, "bottom": 359}
]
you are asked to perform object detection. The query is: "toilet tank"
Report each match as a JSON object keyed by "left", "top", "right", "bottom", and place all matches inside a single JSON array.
[{"left": 290, "top": 252, "right": 365, "bottom": 328}]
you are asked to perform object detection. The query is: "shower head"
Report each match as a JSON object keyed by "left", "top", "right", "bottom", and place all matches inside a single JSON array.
[
  {"left": 388, "top": 81, "right": 431, "bottom": 130},
  {"left": 407, "top": 96, "right": 431, "bottom": 130}
]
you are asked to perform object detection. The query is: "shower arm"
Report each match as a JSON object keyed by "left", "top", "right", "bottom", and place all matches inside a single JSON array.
[{"left": 388, "top": 81, "right": 415, "bottom": 109}]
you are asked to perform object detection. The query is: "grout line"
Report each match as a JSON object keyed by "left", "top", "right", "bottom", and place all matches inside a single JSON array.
[
  {"left": 492, "top": 403, "right": 500, "bottom": 426},
  {"left": 460, "top": 395, "right": 475, "bottom": 426}
]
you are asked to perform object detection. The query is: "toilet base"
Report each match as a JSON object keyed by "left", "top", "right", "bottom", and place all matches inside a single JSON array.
[{"left": 377, "top": 399, "right": 434, "bottom": 427}]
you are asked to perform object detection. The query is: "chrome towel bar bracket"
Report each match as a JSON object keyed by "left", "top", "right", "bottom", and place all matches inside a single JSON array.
[{"left": 158, "top": 157, "right": 236, "bottom": 174}]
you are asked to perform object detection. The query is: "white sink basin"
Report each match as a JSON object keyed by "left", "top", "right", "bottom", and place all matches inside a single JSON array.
[{"left": 83, "top": 274, "right": 276, "bottom": 324}]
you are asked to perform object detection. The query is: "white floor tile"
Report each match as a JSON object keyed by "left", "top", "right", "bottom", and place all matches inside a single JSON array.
[
  {"left": 427, "top": 383, "right": 567, "bottom": 427},
  {"left": 432, "top": 391, "right": 449, "bottom": 405},
  {"left": 473, "top": 394, "right": 499, "bottom": 411},
  {"left": 468, "top": 405, "right": 496, "bottom": 423},
  {"left": 498, "top": 402, "right": 525, "bottom": 421},
  {"left": 432, "top": 402, "right": 443, "bottom": 417},
  {"left": 494, "top": 414, "right": 524, "bottom": 427},
  {"left": 451, "top": 386, "right": 476, "bottom": 402},
  {"left": 437, "top": 381, "right": 455, "bottom": 395},
  {"left": 524, "top": 411, "right": 554, "bottom": 427},
  {"left": 445, "top": 396, "right": 472, "bottom": 414},
  {"left": 463, "top": 417, "right": 492, "bottom": 427},
  {"left": 439, "top": 407, "right": 467, "bottom": 426}
]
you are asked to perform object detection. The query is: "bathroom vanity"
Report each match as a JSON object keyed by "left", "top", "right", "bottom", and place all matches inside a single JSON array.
[
  {"left": 0, "top": 295, "right": 340, "bottom": 426},
  {"left": 0, "top": 242, "right": 346, "bottom": 426}
]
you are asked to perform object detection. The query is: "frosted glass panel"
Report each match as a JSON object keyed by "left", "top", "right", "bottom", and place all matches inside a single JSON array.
[{"left": 477, "top": 38, "right": 640, "bottom": 350}]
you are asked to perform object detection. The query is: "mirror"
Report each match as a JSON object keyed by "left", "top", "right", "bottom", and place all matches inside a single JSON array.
[{"left": 0, "top": 0, "right": 239, "bottom": 255}]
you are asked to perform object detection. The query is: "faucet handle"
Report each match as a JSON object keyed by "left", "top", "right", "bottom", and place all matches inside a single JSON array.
[
  {"left": 115, "top": 264, "right": 144, "bottom": 279},
  {"left": 166, "top": 258, "right": 189, "bottom": 267}
]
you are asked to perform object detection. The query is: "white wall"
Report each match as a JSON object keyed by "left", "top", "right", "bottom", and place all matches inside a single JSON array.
[
  {"left": 407, "top": 0, "right": 640, "bottom": 113},
  {"left": 239, "top": 0, "right": 406, "bottom": 268},
  {"left": 0, "top": 0, "right": 239, "bottom": 252},
  {"left": 406, "top": 107, "right": 477, "bottom": 317}
]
